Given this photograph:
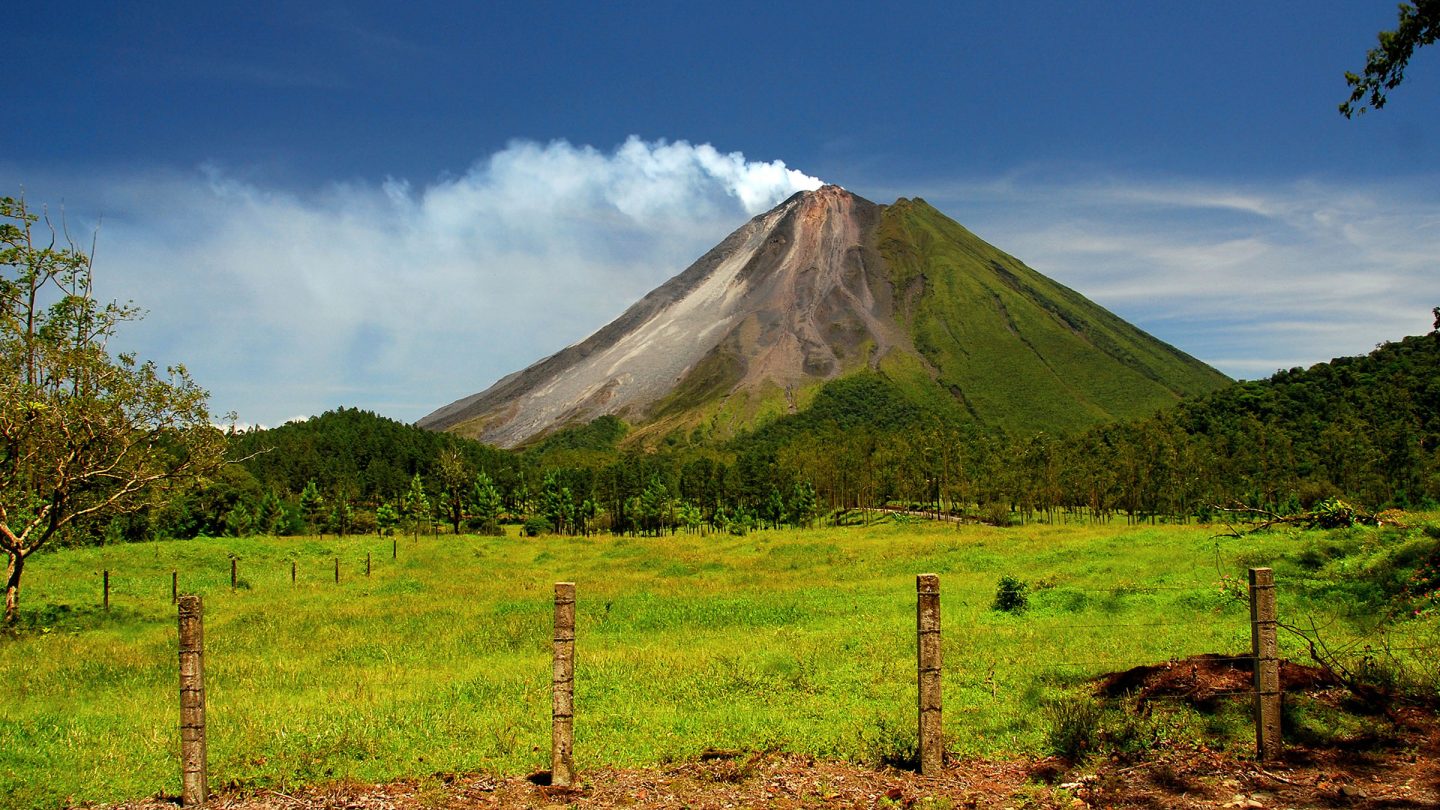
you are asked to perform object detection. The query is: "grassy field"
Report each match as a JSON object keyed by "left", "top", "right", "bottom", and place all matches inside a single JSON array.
[{"left": 2, "top": 517, "right": 1435, "bottom": 808}]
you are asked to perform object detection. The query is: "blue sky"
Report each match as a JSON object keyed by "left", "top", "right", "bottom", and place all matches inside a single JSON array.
[{"left": 4, "top": 1, "right": 1438, "bottom": 426}]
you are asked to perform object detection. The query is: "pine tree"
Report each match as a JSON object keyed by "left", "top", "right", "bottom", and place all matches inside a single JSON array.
[
  {"left": 223, "top": 504, "right": 254, "bottom": 537},
  {"left": 400, "top": 473, "right": 430, "bottom": 538},
  {"left": 257, "top": 491, "right": 287, "bottom": 536},
  {"left": 540, "top": 471, "right": 576, "bottom": 535},
  {"left": 469, "top": 471, "right": 503, "bottom": 533},
  {"left": 299, "top": 480, "right": 326, "bottom": 536},
  {"left": 788, "top": 481, "right": 818, "bottom": 528},
  {"left": 376, "top": 502, "right": 399, "bottom": 536}
]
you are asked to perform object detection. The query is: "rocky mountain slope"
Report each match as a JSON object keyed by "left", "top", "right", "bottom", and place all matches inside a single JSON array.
[{"left": 420, "top": 186, "right": 1229, "bottom": 446}]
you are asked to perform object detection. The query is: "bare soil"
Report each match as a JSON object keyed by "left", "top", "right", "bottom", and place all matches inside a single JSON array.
[{"left": 101, "top": 656, "right": 1440, "bottom": 810}]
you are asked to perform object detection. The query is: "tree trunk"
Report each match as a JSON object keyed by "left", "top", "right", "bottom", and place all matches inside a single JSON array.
[{"left": 4, "top": 551, "right": 24, "bottom": 626}]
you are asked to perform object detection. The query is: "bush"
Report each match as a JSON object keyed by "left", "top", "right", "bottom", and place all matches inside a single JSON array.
[
  {"left": 522, "top": 515, "right": 551, "bottom": 537},
  {"left": 980, "top": 502, "right": 1013, "bottom": 527},
  {"left": 1312, "top": 497, "right": 1362, "bottom": 528},
  {"left": 349, "top": 509, "right": 377, "bottom": 535},
  {"left": 466, "top": 517, "right": 505, "bottom": 536},
  {"left": 1043, "top": 695, "right": 1103, "bottom": 760},
  {"left": 992, "top": 575, "right": 1029, "bottom": 612}
]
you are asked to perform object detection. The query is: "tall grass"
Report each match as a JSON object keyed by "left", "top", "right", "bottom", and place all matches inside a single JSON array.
[{"left": 1, "top": 519, "right": 1433, "bottom": 807}]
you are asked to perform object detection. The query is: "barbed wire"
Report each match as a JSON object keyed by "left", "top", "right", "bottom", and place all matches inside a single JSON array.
[
  {"left": 957, "top": 618, "right": 1240, "bottom": 632},
  {"left": 959, "top": 654, "right": 1258, "bottom": 669},
  {"left": 1144, "top": 690, "right": 1256, "bottom": 701}
]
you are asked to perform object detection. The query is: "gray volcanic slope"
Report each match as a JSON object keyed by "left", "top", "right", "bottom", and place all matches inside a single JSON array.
[{"left": 419, "top": 186, "right": 896, "bottom": 446}]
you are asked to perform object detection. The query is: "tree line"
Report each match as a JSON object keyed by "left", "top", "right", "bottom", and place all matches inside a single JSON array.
[{"left": 75, "top": 314, "right": 1440, "bottom": 545}]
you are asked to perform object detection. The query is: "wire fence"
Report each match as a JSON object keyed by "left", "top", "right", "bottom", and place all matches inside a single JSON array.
[{"left": 63, "top": 553, "right": 1439, "bottom": 806}]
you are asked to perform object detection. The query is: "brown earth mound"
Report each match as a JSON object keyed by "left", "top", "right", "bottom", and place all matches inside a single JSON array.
[{"left": 1096, "top": 652, "right": 1343, "bottom": 708}]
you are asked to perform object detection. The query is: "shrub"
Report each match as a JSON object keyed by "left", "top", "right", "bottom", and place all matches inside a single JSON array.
[
  {"left": 1312, "top": 497, "right": 1362, "bottom": 528},
  {"left": 349, "top": 509, "right": 378, "bottom": 535},
  {"left": 522, "top": 516, "right": 551, "bottom": 537},
  {"left": 466, "top": 517, "right": 505, "bottom": 536},
  {"left": 980, "top": 502, "right": 1013, "bottom": 527},
  {"left": 992, "top": 575, "right": 1029, "bottom": 612},
  {"left": 1043, "top": 695, "right": 1103, "bottom": 760}
]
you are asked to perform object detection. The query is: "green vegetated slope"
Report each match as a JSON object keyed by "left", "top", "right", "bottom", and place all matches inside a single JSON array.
[
  {"left": 1159, "top": 328, "right": 1440, "bottom": 506},
  {"left": 875, "top": 199, "right": 1231, "bottom": 435},
  {"left": 5, "top": 519, "right": 1438, "bottom": 807},
  {"left": 229, "top": 407, "right": 513, "bottom": 500}
]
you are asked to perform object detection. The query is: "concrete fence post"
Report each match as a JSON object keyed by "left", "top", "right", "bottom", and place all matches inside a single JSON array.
[
  {"left": 552, "top": 582, "right": 576, "bottom": 787},
  {"left": 1249, "top": 567, "right": 1281, "bottom": 762},
  {"left": 103, "top": 570, "right": 110, "bottom": 611},
  {"left": 917, "top": 573, "right": 943, "bottom": 776},
  {"left": 172, "top": 571, "right": 178, "bottom": 605},
  {"left": 334, "top": 557, "right": 340, "bottom": 584},
  {"left": 177, "top": 595, "right": 208, "bottom": 806},
  {"left": 366, "top": 552, "right": 371, "bottom": 577}
]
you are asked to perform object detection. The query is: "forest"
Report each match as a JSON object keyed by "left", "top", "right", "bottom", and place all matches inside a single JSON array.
[{"left": 83, "top": 321, "right": 1440, "bottom": 545}]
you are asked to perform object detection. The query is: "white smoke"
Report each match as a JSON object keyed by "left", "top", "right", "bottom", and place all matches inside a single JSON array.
[{"left": 58, "top": 137, "right": 824, "bottom": 425}]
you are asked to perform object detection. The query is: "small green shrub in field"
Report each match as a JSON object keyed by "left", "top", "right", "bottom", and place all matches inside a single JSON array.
[
  {"left": 1043, "top": 695, "right": 1209, "bottom": 762},
  {"left": 1042, "top": 695, "right": 1102, "bottom": 760},
  {"left": 522, "top": 515, "right": 550, "bottom": 536},
  {"left": 992, "top": 575, "right": 1028, "bottom": 612}
]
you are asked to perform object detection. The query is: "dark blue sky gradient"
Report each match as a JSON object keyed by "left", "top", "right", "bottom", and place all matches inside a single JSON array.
[{"left": 7, "top": 1, "right": 1432, "bottom": 194}]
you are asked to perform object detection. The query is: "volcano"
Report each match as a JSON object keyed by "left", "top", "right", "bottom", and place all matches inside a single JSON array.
[{"left": 419, "top": 186, "right": 1228, "bottom": 447}]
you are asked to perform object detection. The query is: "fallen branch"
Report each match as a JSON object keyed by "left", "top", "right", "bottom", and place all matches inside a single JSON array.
[{"left": 1208, "top": 497, "right": 1379, "bottom": 537}]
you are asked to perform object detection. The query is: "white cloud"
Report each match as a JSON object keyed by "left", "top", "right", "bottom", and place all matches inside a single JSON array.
[
  {"left": 16, "top": 146, "right": 1435, "bottom": 429},
  {"left": 40, "top": 137, "right": 823, "bottom": 426},
  {"left": 907, "top": 173, "right": 1440, "bottom": 379}
]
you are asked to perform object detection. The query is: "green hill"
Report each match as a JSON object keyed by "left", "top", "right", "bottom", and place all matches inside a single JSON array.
[{"left": 877, "top": 197, "right": 1229, "bottom": 435}]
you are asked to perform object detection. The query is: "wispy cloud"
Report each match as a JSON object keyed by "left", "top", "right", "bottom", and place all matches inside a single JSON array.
[{"left": 53, "top": 137, "right": 822, "bottom": 426}]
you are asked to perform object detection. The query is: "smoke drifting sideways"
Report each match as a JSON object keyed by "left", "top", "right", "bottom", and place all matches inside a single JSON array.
[{"left": 70, "top": 136, "right": 826, "bottom": 426}]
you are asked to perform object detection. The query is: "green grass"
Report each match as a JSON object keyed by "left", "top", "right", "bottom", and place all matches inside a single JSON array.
[{"left": 2, "top": 519, "right": 1434, "bottom": 808}]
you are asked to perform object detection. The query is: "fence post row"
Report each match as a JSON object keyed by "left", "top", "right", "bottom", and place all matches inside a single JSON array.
[
  {"left": 917, "top": 573, "right": 943, "bottom": 776},
  {"left": 155, "top": 561, "right": 1276, "bottom": 799},
  {"left": 1249, "top": 567, "right": 1281, "bottom": 762},
  {"left": 552, "top": 582, "right": 576, "bottom": 787},
  {"left": 177, "top": 595, "right": 208, "bottom": 806}
]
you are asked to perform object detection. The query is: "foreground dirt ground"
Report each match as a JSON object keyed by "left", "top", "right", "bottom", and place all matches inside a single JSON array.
[
  {"left": 104, "top": 658, "right": 1440, "bottom": 810},
  {"left": 103, "top": 728, "right": 1440, "bottom": 810}
]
